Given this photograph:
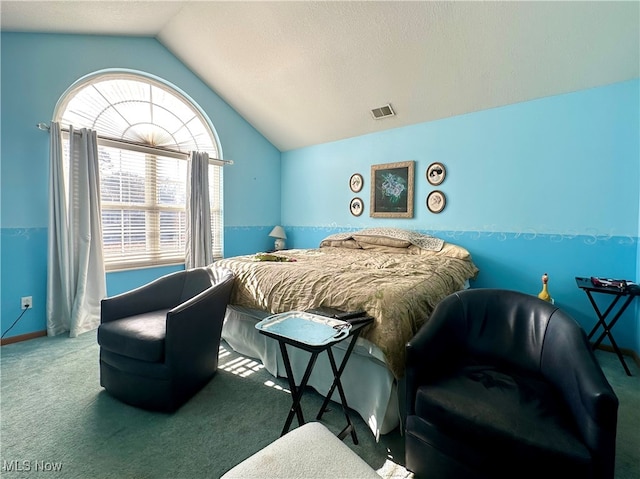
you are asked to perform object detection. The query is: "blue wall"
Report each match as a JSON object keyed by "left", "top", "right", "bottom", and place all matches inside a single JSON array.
[
  {"left": 1, "top": 32, "right": 281, "bottom": 339},
  {"left": 281, "top": 80, "right": 640, "bottom": 354}
]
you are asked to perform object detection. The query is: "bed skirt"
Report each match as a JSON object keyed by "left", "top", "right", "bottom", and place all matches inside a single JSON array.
[{"left": 221, "top": 305, "right": 401, "bottom": 440}]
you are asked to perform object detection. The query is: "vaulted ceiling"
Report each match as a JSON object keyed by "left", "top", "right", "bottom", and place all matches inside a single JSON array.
[{"left": 2, "top": 1, "right": 638, "bottom": 152}]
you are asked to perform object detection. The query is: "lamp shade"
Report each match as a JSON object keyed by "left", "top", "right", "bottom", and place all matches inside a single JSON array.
[
  {"left": 269, "top": 226, "right": 287, "bottom": 239},
  {"left": 268, "top": 226, "right": 287, "bottom": 251}
]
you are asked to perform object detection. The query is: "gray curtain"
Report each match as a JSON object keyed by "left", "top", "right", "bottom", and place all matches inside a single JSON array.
[
  {"left": 46, "top": 123, "right": 106, "bottom": 337},
  {"left": 185, "top": 151, "right": 213, "bottom": 268}
]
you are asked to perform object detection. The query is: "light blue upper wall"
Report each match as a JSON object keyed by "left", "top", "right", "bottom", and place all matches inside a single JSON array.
[
  {"left": 281, "top": 79, "right": 640, "bottom": 354},
  {"left": 1, "top": 32, "right": 281, "bottom": 337},
  {"left": 283, "top": 80, "right": 639, "bottom": 237},
  {"left": 1, "top": 32, "right": 281, "bottom": 230}
]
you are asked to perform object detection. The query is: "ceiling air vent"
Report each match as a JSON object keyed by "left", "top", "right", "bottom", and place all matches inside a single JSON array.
[{"left": 371, "top": 104, "right": 395, "bottom": 120}]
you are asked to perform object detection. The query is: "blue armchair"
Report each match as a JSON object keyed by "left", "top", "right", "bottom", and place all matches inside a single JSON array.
[{"left": 98, "top": 266, "right": 234, "bottom": 412}]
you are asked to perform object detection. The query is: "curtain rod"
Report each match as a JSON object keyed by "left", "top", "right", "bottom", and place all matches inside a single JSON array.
[{"left": 36, "top": 122, "right": 233, "bottom": 165}]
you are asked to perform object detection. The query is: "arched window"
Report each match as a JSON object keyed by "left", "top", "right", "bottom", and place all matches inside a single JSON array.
[{"left": 54, "top": 71, "right": 223, "bottom": 270}]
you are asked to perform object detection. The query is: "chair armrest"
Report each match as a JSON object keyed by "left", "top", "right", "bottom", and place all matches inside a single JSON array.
[
  {"left": 405, "top": 292, "right": 465, "bottom": 415},
  {"left": 100, "top": 270, "right": 187, "bottom": 323},
  {"left": 165, "top": 272, "right": 234, "bottom": 368},
  {"left": 541, "top": 311, "right": 618, "bottom": 479}
]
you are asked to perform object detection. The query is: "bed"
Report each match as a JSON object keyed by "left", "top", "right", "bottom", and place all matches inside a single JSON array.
[{"left": 215, "top": 228, "right": 479, "bottom": 439}]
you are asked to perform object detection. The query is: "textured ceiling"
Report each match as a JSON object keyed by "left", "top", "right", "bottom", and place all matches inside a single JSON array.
[{"left": 2, "top": 1, "right": 638, "bottom": 152}]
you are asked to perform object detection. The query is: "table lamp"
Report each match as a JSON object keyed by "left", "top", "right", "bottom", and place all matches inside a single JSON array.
[{"left": 269, "top": 225, "right": 287, "bottom": 250}]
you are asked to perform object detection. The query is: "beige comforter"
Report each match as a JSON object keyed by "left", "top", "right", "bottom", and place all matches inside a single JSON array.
[{"left": 216, "top": 242, "right": 478, "bottom": 379}]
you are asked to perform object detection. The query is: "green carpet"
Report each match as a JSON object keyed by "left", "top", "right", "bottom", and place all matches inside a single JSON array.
[{"left": 0, "top": 331, "right": 637, "bottom": 478}]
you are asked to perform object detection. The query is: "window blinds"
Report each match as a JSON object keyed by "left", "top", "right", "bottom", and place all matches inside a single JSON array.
[{"left": 65, "top": 138, "right": 222, "bottom": 271}]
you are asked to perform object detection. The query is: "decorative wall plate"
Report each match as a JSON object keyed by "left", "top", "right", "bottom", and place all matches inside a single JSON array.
[
  {"left": 349, "top": 173, "right": 364, "bottom": 193},
  {"left": 350, "top": 197, "right": 364, "bottom": 216},
  {"left": 426, "top": 190, "right": 446, "bottom": 213},
  {"left": 426, "top": 162, "right": 446, "bottom": 186}
]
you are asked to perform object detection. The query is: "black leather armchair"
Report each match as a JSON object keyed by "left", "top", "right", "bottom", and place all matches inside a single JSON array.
[
  {"left": 98, "top": 266, "right": 234, "bottom": 412},
  {"left": 405, "top": 288, "right": 618, "bottom": 479}
]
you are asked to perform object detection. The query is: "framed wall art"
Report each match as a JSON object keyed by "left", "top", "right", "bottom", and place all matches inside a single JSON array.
[
  {"left": 349, "top": 197, "right": 364, "bottom": 216},
  {"left": 370, "top": 160, "right": 414, "bottom": 218},
  {"left": 349, "top": 173, "right": 364, "bottom": 193},
  {"left": 426, "top": 190, "right": 446, "bottom": 213},
  {"left": 426, "top": 162, "right": 446, "bottom": 186}
]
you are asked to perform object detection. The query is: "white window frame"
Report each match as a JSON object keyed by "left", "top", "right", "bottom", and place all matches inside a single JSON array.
[{"left": 56, "top": 71, "right": 224, "bottom": 271}]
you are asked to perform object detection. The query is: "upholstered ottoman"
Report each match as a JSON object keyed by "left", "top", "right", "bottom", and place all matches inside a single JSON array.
[{"left": 221, "top": 422, "right": 380, "bottom": 478}]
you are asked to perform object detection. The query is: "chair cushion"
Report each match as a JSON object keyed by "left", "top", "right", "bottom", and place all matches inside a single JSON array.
[
  {"left": 221, "top": 422, "right": 380, "bottom": 478},
  {"left": 98, "top": 309, "right": 170, "bottom": 362},
  {"left": 414, "top": 364, "right": 592, "bottom": 469}
]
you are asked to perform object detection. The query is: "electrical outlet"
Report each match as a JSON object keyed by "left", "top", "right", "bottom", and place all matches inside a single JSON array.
[{"left": 21, "top": 296, "right": 32, "bottom": 310}]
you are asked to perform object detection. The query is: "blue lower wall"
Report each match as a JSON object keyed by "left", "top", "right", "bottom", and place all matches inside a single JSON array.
[
  {"left": 0, "top": 228, "right": 185, "bottom": 338},
  {"left": 1, "top": 228, "right": 48, "bottom": 339},
  {"left": 285, "top": 226, "right": 638, "bottom": 352},
  {"left": 1, "top": 225, "right": 273, "bottom": 338},
  {"left": 2, "top": 224, "right": 637, "bottom": 356},
  {"left": 225, "top": 226, "right": 278, "bottom": 258}
]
